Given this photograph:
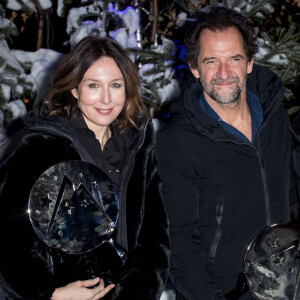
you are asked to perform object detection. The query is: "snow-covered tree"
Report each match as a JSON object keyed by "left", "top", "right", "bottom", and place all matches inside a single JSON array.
[
  {"left": 0, "top": 1, "right": 180, "bottom": 122},
  {"left": 0, "top": 0, "right": 299, "bottom": 143}
]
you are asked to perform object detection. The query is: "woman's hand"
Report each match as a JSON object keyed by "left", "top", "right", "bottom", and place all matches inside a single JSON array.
[{"left": 51, "top": 277, "right": 115, "bottom": 300}]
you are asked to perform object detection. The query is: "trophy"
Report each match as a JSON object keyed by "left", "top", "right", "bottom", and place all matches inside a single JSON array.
[
  {"left": 28, "top": 160, "right": 127, "bottom": 285},
  {"left": 244, "top": 223, "right": 300, "bottom": 300},
  {"left": 225, "top": 223, "right": 300, "bottom": 300}
]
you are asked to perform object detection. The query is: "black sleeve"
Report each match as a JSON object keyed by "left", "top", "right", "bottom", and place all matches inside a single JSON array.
[{"left": 0, "top": 134, "right": 77, "bottom": 300}]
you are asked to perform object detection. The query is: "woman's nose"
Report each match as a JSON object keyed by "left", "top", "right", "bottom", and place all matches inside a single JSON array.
[{"left": 99, "top": 89, "right": 111, "bottom": 104}]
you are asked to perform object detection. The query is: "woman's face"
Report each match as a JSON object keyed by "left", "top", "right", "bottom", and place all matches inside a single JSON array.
[{"left": 72, "top": 56, "right": 126, "bottom": 134}]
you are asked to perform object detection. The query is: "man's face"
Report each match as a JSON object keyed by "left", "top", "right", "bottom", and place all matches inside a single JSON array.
[{"left": 190, "top": 27, "right": 253, "bottom": 105}]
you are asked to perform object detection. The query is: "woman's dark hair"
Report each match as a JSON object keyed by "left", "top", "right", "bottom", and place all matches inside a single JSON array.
[
  {"left": 41, "top": 36, "right": 145, "bottom": 132},
  {"left": 185, "top": 6, "right": 258, "bottom": 69}
]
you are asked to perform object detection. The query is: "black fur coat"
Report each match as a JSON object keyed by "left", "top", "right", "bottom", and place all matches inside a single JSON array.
[{"left": 0, "top": 113, "right": 169, "bottom": 299}]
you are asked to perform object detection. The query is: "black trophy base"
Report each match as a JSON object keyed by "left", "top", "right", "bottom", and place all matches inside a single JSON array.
[{"left": 51, "top": 240, "right": 127, "bottom": 286}]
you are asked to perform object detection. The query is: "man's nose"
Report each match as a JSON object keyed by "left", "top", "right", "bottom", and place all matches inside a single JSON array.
[{"left": 217, "top": 62, "right": 231, "bottom": 80}]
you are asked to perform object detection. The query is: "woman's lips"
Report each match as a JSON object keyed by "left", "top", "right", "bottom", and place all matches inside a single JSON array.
[{"left": 95, "top": 108, "right": 113, "bottom": 115}]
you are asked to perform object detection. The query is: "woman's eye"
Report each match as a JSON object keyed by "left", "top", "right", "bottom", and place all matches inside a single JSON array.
[
  {"left": 88, "top": 83, "right": 98, "bottom": 88},
  {"left": 112, "top": 83, "right": 122, "bottom": 88}
]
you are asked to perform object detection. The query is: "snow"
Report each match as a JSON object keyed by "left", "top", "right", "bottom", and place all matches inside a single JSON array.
[
  {"left": 0, "top": 84, "right": 11, "bottom": 101},
  {"left": 263, "top": 3, "right": 272, "bottom": 12},
  {"left": 255, "top": 46, "right": 270, "bottom": 60},
  {"left": 245, "top": 3, "right": 253, "bottom": 13},
  {"left": 9, "top": 48, "right": 63, "bottom": 101},
  {"left": 139, "top": 59, "right": 180, "bottom": 104},
  {"left": 126, "top": 32, "right": 138, "bottom": 49},
  {"left": 108, "top": 4, "right": 139, "bottom": 37},
  {"left": 0, "top": 123, "right": 7, "bottom": 144},
  {"left": 5, "top": 99, "right": 27, "bottom": 121},
  {"left": 57, "top": 0, "right": 64, "bottom": 17},
  {"left": 254, "top": 12, "right": 264, "bottom": 18},
  {"left": 69, "top": 18, "right": 106, "bottom": 49},
  {"left": 0, "top": 39, "right": 23, "bottom": 74},
  {"left": 137, "top": 36, "right": 180, "bottom": 103},
  {"left": 157, "top": 78, "right": 180, "bottom": 103},
  {"left": 0, "top": 38, "right": 63, "bottom": 131},
  {"left": 6, "top": 0, "right": 23, "bottom": 11},
  {"left": 66, "top": 1, "right": 105, "bottom": 35},
  {"left": 156, "top": 36, "right": 177, "bottom": 56},
  {"left": 7, "top": 0, "right": 51, "bottom": 11},
  {"left": 267, "top": 54, "right": 289, "bottom": 65},
  {"left": 35, "top": 0, "right": 52, "bottom": 10},
  {"left": 176, "top": 12, "right": 188, "bottom": 27},
  {"left": 0, "top": 15, "right": 18, "bottom": 35},
  {"left": 106, "top": 4, "right": 139, "bottom": 49},
  {"left": 11, "top": 48, "right": 62, "bottom": 69},
  {"left": 6, "top": 0, "right": 35, "bottom": 12},
  {"left": 109, "top": 27, "right": 128, "bottom": 48}
]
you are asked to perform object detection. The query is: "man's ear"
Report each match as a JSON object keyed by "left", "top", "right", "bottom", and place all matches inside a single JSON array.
[
  {"left": 189, "top": 63, "right": 200, "bottom": 79},
  {"left": 71, "top": 88, "right": 78, "bottom": 99},
  {"left": 247, "top": 58, "right": 254, "bottom": 74}
]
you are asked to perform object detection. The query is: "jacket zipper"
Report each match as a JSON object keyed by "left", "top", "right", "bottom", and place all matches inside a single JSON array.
[
  {"left": 255, "top": 122, "right": 271, "bottom": 226},
  {"left": 209, "top": 198, "right": 224, "bottom": 261},
  {"left": 199, "top": 122, "right": 272, "bottom": 228}
]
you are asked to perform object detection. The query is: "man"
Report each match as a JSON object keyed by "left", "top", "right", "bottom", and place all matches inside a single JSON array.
[{"left": 156, "top": 6, "right": 299, "bottom": 300}]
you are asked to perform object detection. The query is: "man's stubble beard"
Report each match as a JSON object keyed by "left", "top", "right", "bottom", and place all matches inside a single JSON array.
[{"left": 199, "top": 75, "right": 247, "bottom": 106}]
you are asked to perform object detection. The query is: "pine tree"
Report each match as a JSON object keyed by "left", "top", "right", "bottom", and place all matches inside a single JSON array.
[{"left": 230, "top": 0, "right": 300, "bottom": 116}]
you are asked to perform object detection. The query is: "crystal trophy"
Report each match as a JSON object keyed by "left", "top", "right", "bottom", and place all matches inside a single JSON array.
[
  {"left": 28, "top": 160, "right": 127, "bottom": 284},
  {"left": 244, "top": 223, "right": 300, "bottom": 300}
]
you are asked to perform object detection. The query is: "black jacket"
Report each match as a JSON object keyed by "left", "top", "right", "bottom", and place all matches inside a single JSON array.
[
  {"left": 156, "top": 64, "right": 298, "bottom": 300},
  {"left": 292, "top": 113, "right": 300, "bottom": 209},
  {"left": 0, "top": 112, "right": 169, "bottom": 299}
]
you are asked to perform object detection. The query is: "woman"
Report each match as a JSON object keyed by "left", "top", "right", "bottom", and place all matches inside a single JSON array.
[{"left": 0, "top": 36, "right": 169, "bottom": 300}]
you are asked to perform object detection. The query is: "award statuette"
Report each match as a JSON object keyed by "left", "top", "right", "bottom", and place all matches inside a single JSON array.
[
  {"left": 28, "top": 160, "right": 127, "bottom": 284},
  {"left": 244, "top": 223, "right": 300, "bottom": 300}
]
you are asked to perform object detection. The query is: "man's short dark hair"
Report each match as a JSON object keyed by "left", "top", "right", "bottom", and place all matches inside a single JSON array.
[{"left": 185, "top": 6, "right": 258, "bottom": 69}]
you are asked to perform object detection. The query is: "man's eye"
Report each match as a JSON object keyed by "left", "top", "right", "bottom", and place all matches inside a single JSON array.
[
  {"left": 204, "top": 60, "right": 218, "bottom": 67},
  {"left": 231, "top": 57, "right": 241, "bottom": 65}
]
